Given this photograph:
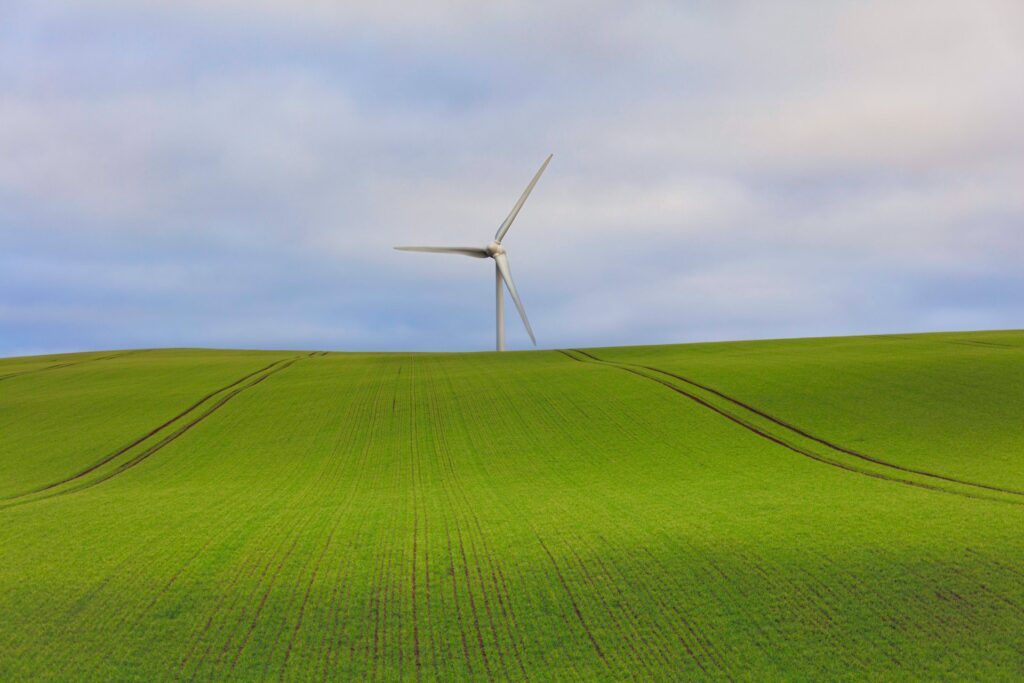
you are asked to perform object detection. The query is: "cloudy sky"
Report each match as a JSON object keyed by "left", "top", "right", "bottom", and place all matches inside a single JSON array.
[{"left": 2, "top": 1, "right": 1022, "bottom": 355}]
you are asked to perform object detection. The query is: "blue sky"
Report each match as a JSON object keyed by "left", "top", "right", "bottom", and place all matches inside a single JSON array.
[{"left": 2, "top": 1, "right": 1022, "bottom": 355}]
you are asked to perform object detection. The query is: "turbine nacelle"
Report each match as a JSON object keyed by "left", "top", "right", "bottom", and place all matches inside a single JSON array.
[{"left": 485, "top": 241, "right": 506, "bottom": 258}]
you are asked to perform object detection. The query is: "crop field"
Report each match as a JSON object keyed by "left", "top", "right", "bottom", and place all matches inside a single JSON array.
[{"left": 1, "top": 330, "right": 1023, "bottom": 680}]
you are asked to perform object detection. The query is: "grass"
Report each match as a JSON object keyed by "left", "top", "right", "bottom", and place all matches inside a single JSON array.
[{"left": 1, "top": 331, "right": 1022, "bottom": 680}]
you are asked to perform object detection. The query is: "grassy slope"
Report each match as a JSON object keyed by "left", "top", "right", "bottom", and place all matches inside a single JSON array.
[
  {"left": 0, "top": 332, "right": 1022, "bottom": 680},
  {"left": 596, "top": 330, "right": 1024, "bottom": 492}
]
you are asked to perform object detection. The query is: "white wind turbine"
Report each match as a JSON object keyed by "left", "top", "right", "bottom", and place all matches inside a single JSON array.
[{"left": 395, "top": 154, "right": 552, "bottom": 352}]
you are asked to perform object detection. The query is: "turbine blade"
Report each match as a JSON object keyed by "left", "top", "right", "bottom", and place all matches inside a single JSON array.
[
  {"left": 494, "top": 154, "right": 552, "bottom": 243},
  {"left": 493, "top": 252, "right": 536, "bottom": 345},
  {"left": 394, "top": 246, "right": 488, "bottom": 258}
]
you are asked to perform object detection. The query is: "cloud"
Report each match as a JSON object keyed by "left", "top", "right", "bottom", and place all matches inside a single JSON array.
[{"left": 1, "top": 0, "right": 1022, "bottom": 354}]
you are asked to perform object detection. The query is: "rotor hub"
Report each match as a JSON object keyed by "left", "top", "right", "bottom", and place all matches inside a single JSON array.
[{"left": 486, "top": 241, "right": 505, "bottom": 257}]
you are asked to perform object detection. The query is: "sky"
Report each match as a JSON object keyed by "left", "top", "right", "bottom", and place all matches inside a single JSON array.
[{"left": 2, "top": 1, "right": 1022, "bottom": 355}]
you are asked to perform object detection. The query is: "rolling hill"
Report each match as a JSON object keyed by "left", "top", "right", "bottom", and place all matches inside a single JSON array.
[{"left": 2, "top": 331, "right": 1023, "bottom": 680}]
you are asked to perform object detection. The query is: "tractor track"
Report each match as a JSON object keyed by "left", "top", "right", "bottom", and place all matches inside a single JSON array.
[
  {"left": 559, "top": 349, "right": 1024, "bottom": 507},
  {"left": 946, "top": 339, "right": 1017, "bottom": 349},
  {"left": 573, "top": 348, "right": 1024, "bottom": 499},
  {"left": 3, "top": 358, "right": 300, "bottom": 510},
  {"left": 2, "top": 357, "right": 294, "bottom": 503},
  {"left": 0, "top": 350, "right": 146, "bottom": 382}
]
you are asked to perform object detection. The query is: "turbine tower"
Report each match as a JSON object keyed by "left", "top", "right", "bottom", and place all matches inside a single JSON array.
[{"left": 395, "top": 154, "right": 552, "bottom": 352}]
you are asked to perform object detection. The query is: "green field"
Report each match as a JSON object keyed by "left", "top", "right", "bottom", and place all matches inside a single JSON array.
[{"left": 2, "top": 331, "right": 1023, "bottom": 680}]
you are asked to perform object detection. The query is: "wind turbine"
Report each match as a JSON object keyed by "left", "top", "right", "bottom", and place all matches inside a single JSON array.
[{"left": 395, "top": 154, "right": 552, "bottom": 352}]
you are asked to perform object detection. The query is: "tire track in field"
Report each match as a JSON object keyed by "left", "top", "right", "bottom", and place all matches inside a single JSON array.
[
  {"left": 2, "top": 357, "right": 294, "bottom": 503},
  {"left": 373, "top": 362, "right": 410, "bottom": 679},
  {"left": 395, "top": 544, "right": 407, "bottom": 680},
  {"left": 543, "top": 352, "right": 1017, "bottom": 672},
  {"left": 576, "top": 348, "right": 1024, "bottom": 500},
  {"left": 558, "top": 350, "right": 1024, "bottom": 507},
  {"left": 947, "top": 339, "right": 1018, "bottom": 349},
  {"left": 367, "top": 533, "right": 387, "bottom": 677},
  {"left": 0, "top": 350, "right": 146, "bottom": 382},
  {"left": 411, "top": 471, "right": 423, "bottom": 682},
  {"left": 38, "top": 358, "right": 299, "bottom": 506}
]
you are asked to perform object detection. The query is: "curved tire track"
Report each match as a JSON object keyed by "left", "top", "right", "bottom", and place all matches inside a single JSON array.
[
  {"left": 0, "top": 350, "right": 147, "bottom": 383},
  {"left": 576, "top": 349, "right": 1024, "bottom": 499},
  {"left": 559, "top": 349, "right": 1024, "bottom": 507},
  {"left": 2, "top": 358, "right": 299, "bottom": 509}
]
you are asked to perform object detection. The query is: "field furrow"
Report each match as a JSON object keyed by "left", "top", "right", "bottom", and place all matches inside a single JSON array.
[{"left": 2, "top": 334, "right": 1024, "bottom": 679}]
